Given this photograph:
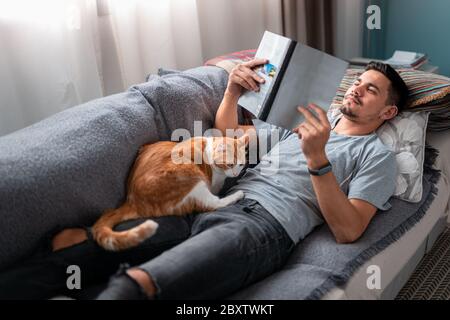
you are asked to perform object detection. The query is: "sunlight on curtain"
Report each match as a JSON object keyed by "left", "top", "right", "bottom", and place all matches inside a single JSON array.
[
  {"left": 0, "top": 0, "right": 65, "bottom": 26},
  {"left": 196, "top": 0, "right": 283, "bottom": 61},
  {"left": 107, "top": 0, "right": 203, "bottom": 87},
  {"left": 0, "top": 0, "right": 103, "bottom": 136},
  {"left": 107, "top": 0, "right": 284, "bottom": 87}
]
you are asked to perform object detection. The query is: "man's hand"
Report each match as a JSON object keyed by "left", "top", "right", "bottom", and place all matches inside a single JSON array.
[
  {"left": 293, "top": 104, "right": 331, "bottom": 169},
  {"left": 215, "top": 58, "right": 266, "bottom": 134},
  {"left": 225, "top": 58, "right": 267, "bottom": 98},
  {"left": 293, "top": 104, "right": 376, "bottom": 243}
]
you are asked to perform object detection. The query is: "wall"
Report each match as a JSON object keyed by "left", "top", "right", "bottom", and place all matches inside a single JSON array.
[{"left": 364, "top": 0, "right": 450, "bottom": 76}]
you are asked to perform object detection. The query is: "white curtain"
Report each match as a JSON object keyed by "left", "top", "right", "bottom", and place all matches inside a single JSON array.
[
  {"left": 0, "top": 0, "right": 103, "bottom": 136},
  {"left": 0, "top": 0, "right": 283, "bottom": 137},
  {"left": 332, "top": 0, "right": 364, "bottom": 61},
  {"left": 0, "top": 0, "right": 361, "bottom": 137}
]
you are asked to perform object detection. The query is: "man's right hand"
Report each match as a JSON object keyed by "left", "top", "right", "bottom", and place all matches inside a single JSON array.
[{"left": 225, "top": 58, "right": 268, "bottom": 98}]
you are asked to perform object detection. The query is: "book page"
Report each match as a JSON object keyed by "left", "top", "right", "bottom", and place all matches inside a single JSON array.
[
  {"left": 238, "top": 31, "right": 291, "bottom": 117},
  {"left": 266, "top": 44, "right": 348, "bottom": 130}
]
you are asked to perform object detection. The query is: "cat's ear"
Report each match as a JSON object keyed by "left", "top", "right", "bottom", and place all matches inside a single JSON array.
[{"left": 238, "top": 134, "right": 249, "bottom": 146}]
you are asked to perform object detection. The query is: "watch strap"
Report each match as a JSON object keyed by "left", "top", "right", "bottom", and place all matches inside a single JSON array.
[{"left": 308, "top": 161, "right": 332, "bottom": 176}]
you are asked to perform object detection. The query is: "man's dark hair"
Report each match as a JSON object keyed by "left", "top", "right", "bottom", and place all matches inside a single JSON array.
[{"left": 365, "top": 61, "right": 409, "bottom": 112}]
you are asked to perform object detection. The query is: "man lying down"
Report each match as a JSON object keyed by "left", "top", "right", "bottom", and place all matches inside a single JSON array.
[{"left": 0, "top": 61, "right": 409, "bottom": 300}]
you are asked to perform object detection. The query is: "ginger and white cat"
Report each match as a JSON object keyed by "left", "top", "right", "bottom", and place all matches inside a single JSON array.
[{"left": 92, "top": 135, "right": 248, "bottom": 251}]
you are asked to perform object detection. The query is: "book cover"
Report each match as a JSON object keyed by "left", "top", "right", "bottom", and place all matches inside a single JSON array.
[
  {"left": 238, "top": 31, "right": 348, "bottom": 130},
  {"left": 237, "top": 31, "right": 293, "bottom": 118}
]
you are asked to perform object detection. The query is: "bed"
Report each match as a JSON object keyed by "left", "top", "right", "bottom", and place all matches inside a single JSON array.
[{"left": 0, "top": 65, "right": 449, "bottom": 300}]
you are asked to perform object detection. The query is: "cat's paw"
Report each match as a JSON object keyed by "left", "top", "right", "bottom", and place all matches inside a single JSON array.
[
  {"left": 216, "top": 190, "right": 245, "bottom": 208},
  {"left": 234, "top": 190, "right": 245, "bottom": 200},
  {"left": 228, "top": 190, "right": 245, "bottom": 203}
]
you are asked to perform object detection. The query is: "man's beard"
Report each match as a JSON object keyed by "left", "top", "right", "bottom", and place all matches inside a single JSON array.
[
  {"left": 340, "top": 104, "right": 357, "bottom": 118},
  {"left": 340, "top": 94, "right": 361, "bottom": 119}
]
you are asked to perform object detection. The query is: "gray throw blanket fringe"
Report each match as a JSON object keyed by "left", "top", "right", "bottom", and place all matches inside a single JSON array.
[{"left": 306, "top": 146, "right": 441, "bottom": 300}]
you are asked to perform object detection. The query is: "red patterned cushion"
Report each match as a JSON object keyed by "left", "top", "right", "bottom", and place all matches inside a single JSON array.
[{"left": 204, "top": 49, "right": 256, "bottom": 72}]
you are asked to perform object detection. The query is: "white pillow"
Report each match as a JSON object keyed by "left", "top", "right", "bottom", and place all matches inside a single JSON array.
[
  {"left": 376, "top": 112, "right": 430, "bottom": 202},
  {"left": 328, "top": 107, "right": 429, "bottom": 203}
]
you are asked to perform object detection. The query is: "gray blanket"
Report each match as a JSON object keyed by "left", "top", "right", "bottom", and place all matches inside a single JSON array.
[
  {"left": 0, "top": 65, "right": 441, "bottom": 301},
  {"left": 0, "top": 66, "right": 228, "bottom": 270}
]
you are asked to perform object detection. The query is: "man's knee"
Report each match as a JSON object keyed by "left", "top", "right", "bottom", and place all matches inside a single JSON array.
[{"left": 51, "top": 228, "right": 88, "bottom": 252}]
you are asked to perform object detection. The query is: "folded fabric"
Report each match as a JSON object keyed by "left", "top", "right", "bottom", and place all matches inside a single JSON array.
[{"left": 0, "top": 66, "right": 228, "bottom": 271}]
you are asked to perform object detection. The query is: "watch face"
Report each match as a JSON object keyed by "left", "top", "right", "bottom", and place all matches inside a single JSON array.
[{"left": 318, "top": 164, "right": 332, "bottom": 175}]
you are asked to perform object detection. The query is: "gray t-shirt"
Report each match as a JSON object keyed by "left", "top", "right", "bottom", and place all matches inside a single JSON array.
[{"left": 227, "top": 118, "right": 397, "bottom": 244}]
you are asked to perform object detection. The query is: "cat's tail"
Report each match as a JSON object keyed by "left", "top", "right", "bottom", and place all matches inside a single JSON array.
[{"left": 92, "top": 203, "right": 159, "bottom": 251}]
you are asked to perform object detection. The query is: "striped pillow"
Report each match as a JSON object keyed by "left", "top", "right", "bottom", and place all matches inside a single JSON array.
[{"left": 331, "top": 68, "right": 450, "bottom": 131}]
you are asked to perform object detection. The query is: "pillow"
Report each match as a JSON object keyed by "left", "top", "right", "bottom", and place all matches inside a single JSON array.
[
  {"left": 332, "top": 68, "right": 450, "bottom": 131},
  {"left": 377, "top": 112, "right": 430, "bottom": 202},
  {"left": 329, "top": 108, "right": 429, "bottom": 203},
  {"left": 204, "top": 49, "right": 256, "bottom": 73}
]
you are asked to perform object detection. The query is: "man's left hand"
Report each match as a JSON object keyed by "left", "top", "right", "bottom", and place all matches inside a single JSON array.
[{"left": 293, "top": 104, "right": 331, "bottom": 169}]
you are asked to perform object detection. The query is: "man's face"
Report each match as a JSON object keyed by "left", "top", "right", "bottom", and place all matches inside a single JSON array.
[{"left": 341, "top": 70, "right": 397, "bottom": 123}]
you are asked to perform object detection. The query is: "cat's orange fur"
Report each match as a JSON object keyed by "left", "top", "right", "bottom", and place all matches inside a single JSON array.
[{"left": 92, "top": 135, "right": 248, "bottom": 251}]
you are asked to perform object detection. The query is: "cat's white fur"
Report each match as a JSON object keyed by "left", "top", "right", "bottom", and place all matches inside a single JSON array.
[{"left": 178, "top": 137, "right": 244, "bottom": 210}]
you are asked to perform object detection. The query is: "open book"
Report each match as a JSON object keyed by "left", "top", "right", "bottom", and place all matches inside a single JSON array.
[{"left": 238, "top": 31, "right": 349, "bottom": 130}]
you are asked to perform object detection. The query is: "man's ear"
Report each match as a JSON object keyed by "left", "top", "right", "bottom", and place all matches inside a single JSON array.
[{"left": 380, "top": 105, "right": 398, "bottom": 120}]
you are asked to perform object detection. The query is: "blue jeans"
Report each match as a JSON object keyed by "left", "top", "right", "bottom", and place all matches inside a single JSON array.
[{"left": 0, "top": 198, "right": 294, "bottom": 300}]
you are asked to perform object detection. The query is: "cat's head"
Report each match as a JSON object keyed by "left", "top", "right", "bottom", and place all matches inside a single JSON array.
[{"left": 210, "top": 135, "right": 249, "bottom": 177}]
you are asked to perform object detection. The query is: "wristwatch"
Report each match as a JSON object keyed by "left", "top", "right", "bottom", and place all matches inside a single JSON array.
[{"left": 308, "top": 161, "right": 332, "bottom": 176}]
